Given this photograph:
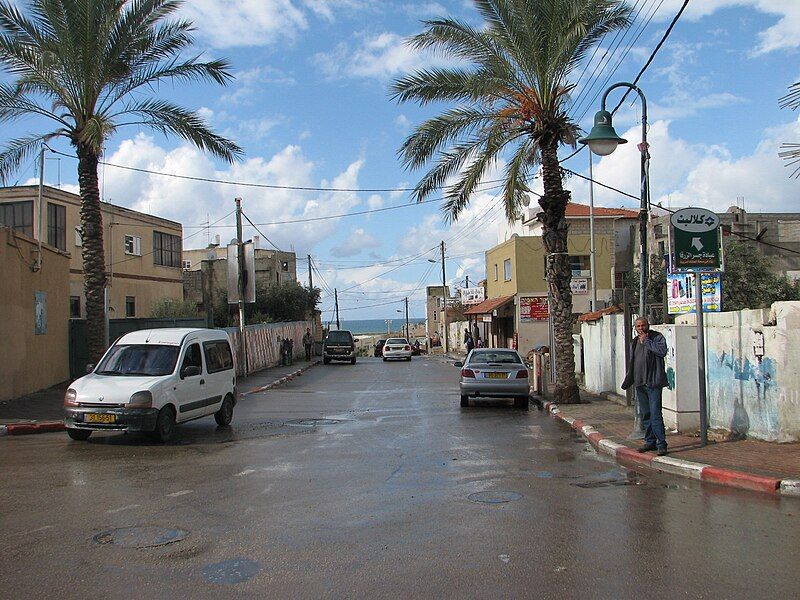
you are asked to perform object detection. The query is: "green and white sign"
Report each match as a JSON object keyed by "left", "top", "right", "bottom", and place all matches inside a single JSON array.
[{"left": 670, "top": 207, "right": 721, "bottom": 271}]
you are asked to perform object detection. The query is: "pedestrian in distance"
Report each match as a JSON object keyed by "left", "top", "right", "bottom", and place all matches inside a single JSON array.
[
  {"left": 465, "top": 332, "right": 475, "bottom": 353},
  {"left": 621, "top": 317, "right": 669, "bottom": 456},
  {"left": 302, "top": 327, "right": 313, "bottom": 360}
]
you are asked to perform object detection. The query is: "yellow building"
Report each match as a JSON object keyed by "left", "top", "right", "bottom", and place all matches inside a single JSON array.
[
  {"left": 0, "top": 185, "right": 183, "bottom": 319},
  {"left": 475, "top": 234, "right": 614, "bottom": 356}
]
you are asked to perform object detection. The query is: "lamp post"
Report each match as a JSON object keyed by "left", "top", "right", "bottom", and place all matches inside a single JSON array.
[
  {"left": 579, "top": 82, "right": 650, "bottom": 440},
  {"left": 385, "top": 319, "right": 392, "bottom": 335},
  {"left": 578, "top": 82, "right": 650, "bottom": 320},
  {"left": 428, "top": 240, "right": 448, "bottom": 354}
]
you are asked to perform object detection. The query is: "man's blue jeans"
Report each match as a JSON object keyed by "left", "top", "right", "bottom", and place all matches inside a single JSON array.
[{"left": 636, "top": 385, "right": 667, "bottom": 449}]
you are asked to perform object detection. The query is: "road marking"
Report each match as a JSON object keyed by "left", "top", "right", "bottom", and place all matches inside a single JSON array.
[
  {"left": 499, "top": 555, "right": 510, "bottom": 563},
  {"left": 106, "top": 504, "right": 140, "bottom": 514},
  {"left": 235, "top": 469, "right": 256, "bottom": 477},
  {"left": 167, "top": 490, "right": 193, "bottom": 497},
  {"left": 6, "top": 525, "right": 54, "bottom": 538}
]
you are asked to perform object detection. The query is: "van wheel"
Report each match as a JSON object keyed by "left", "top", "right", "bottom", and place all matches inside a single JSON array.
[
  {"left": 323, "top": 357, "right": 330, "bottom": 365},
  {"left": 151, "top": 406, "right": 176, "bottom": 442},
  {"left": 215, "top": 395, "right": 234, "bottom": 427},
  {"left": 67, "top": 428, "right": 91, "bottom": 441},
  {"left": 460, "top": 395, "right": 469, "bottom": 407}
]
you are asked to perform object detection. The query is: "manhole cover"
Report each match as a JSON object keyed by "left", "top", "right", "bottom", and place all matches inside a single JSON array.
[
  {"left": 572, "top": 477, "right": 645, "bottom": 488},
  {"left": 468, "top": 491, "right": 523, "bottom": 504},
  {"left": 202, "top": 558, "right": 261, "bottom": 584},
  {"left": 93, "top": 526, "right": 188, "bottom": 548},
  {"left": 286, "top": 418, "right": 343, "bottom": 427}
]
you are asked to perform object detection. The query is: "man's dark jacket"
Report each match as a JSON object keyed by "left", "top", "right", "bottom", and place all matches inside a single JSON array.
[{"left": 621, "top": 329, "right": 669, "bottom": 390}]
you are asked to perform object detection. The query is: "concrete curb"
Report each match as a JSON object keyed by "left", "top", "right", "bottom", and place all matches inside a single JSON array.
[
  {"left": 542, "top": 401, "right": 791, "bottom": 497},
  {"left": 242, "top": 360, "right": 321, "bottom": 396}
]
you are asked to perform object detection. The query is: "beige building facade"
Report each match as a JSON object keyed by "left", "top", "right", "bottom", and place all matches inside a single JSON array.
[
  {"left": 0, "top": 185, "right": 183, "bottom": 320},
  {"left": 0, "top": 227, "right": 70, "bottom": 400}
]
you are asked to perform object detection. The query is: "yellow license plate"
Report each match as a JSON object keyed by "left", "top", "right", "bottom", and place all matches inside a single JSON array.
[
  {"left": 486, "top": 372, "right": 507, "bottom": 379},
  {"left": 86, "top": 413, "right": 116, "bottom": 424}
]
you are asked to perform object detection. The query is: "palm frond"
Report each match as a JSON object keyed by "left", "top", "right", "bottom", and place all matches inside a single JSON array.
[
  {"left": 779, "top": 82, "right": 800, "bottom": 111},
  {"left": 779, "top": 143, "right": 800, "bottom": 178},
  {"left": 117, "top": 98, "right": 243, "bottom": 162},
  {"left": 0, "top": 132, "right": 57, "bottom": 183}
]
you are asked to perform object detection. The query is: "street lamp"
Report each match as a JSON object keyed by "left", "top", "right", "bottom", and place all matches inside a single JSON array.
[
  {"left": 580, "top": 82, "right": 650, "bottom": 440},
  {"left": 428, "top": 241, "right": 448, "bottom": 354},
  {"left": 579, "top": 82, "right": 650, "bottom": 320},
  {"left": 385, "top": 319, "right": 392, "bottom": 335}
]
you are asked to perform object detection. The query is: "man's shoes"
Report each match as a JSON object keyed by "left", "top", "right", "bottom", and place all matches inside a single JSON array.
[
  {"left": 657, "top": 447, "right": 668, "bottom": 456},
  {"left": 637, "top": 444, "right": 657, "bottom": 453}
]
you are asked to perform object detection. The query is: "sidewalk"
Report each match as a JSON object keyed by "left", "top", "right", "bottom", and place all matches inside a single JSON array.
[
  {"left": 542, "top": 392, "right": 800, "bottom": 497},
  {"left": 0, "top": 358, "right": 320, "bottom": 435}
]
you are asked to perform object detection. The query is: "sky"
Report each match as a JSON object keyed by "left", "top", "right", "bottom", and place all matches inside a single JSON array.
[{"left": 3, "top": 0, "right": 800, "bottom": 322}]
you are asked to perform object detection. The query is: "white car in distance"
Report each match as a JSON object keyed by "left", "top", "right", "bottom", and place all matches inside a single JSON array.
[{"left": 382, "top": 337, "right": 413, "bottom": 361}]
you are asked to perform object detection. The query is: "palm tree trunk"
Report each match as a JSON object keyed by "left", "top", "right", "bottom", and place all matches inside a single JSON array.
[
  {"left": 76, "top": 144, "right": 107, "bottom": 363},
  {"left": 538, "top": 139, "right": 582, "bottom": 404}
]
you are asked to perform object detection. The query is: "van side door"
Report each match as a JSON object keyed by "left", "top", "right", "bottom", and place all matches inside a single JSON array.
[{"left": 174, "top": 342, "right": 208, "bottom": 422}]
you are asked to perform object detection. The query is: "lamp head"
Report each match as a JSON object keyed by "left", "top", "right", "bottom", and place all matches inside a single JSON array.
[{"left": 578, "top": 110, "right": 627, "bottom": 156}]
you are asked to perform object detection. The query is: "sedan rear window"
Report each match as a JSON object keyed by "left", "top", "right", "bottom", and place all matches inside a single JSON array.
[
  {"left": 386, "top": 338, "right": 407, "bottom": 344},
  {"left": 96, "top": 344, "right": 180, "bottom": 376},
  {"left": 468, "top": 351, "right": 521, "bottom": 364}
]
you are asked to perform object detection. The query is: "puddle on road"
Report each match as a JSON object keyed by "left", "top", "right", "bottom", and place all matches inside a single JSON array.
[
  {"left": 202, "top": 558, "right": 261, "bottom": 584},
  {"left": 468, "top": 490, "right": 523, "bottom": 504}
]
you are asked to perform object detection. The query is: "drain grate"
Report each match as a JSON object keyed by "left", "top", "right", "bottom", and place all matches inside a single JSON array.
[
  {"left": 93, "top": 526, "right": 188, "bottom": 548},
  {"left": 572, "top": 477, "right": 645, "bottom": 488},
  {"left": 468, "top": 491, "right": 523, "bottom": 504},
  {"left": 286, "top": 418, "right": 343, "bottom": 427}
]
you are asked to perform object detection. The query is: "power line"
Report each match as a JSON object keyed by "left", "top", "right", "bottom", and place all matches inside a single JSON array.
[{"left": 241, "top": 210, "right": 282, "bottom": 252}]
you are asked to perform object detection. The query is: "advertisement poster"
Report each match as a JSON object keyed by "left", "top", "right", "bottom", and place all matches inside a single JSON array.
[
  {"left": 520, "top": 296, "right": 549, "bottom": 321},
  {"left": 459, "top": 287, "right": 485, "bottom": 305},
  {"left": 667, "top": 272, "right": 722, "bottom": 314},
  {"left": 570, "top": 278, "right": 588, "bottom": 295}
]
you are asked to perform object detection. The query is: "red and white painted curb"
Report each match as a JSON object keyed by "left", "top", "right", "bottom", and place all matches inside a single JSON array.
[
  {"left": 543, "top": 401, "right": 797, "bottom": 497},
  {"left": 242, "top": 360, "right": 321, "bottom": 397},
  {"left": 0, "top": 421, "right": 66, "bottom": 436}
]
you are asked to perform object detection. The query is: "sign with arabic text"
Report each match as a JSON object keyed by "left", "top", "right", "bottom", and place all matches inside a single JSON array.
[
  {"left": 670, "top": 208, "right": 722, "bottom": 270},
  {"left": 459, "top": 287, "right": 485, "bottom": 305},
  {"left": 520, "top": 296, "right": 549, "bottom": 321},
  {"left": 570, "top": 278, "right": 588, "bottom": 295}
]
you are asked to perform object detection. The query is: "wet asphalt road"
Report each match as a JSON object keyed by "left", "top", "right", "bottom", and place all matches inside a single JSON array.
[{"left": 1, "top": 357, "right": 798, "bottom": 599}]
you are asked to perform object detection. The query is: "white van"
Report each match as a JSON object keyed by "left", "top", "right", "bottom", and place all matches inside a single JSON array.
[{"left": 64, "top": 328, "right": 238, "bottom": 442}]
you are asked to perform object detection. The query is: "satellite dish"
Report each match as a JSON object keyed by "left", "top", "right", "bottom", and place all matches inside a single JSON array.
[
  {"left": 511, "top": 233, "right": 519, "bottom": 239},
  {"left": 521, "top": 195, "right": 531, "bottom": 207}
]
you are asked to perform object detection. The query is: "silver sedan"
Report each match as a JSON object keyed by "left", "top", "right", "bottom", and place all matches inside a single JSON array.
[{"left": 455, "top": 349, "right": 530, "bottom": 409}]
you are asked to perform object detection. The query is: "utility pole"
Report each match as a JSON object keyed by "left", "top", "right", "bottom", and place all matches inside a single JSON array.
[
  {"left": 465, "top": 275, "right": 469, "bottom": 288},
  {"left": 405, "top": 297, "right": 409, "bottom": 341},
  {"left": 235, "top": 197, "right": 248, "bottom": 375},
  {"left": 441, "top": 240, "right": 448, "bottom": 354},
  {"left": 307, "top": 254, "right": 313, "bottom": 289},
  {"left": 334, "top": 288, "right": 340, "bottom": 330},
  {"left": 35, "top": 144, "right": 45, "bottom": 272}
]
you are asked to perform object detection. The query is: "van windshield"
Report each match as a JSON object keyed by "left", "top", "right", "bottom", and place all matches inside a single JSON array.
[
  {"left": 95, "top": 344, "right": 180, "bottom": 376},
  {"left": 326, "top": 331, "right": 353, "bottom": 344}
]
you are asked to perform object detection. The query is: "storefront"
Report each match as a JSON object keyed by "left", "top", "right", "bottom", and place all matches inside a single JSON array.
[{"left": 463, "top": 295, "right": 515, "bottom": 349}]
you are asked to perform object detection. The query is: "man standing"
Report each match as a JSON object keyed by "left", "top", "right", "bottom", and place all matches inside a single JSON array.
[
  {"left": 621, "top": 317, "right": 669, "bottom": 455},
  {"left": 302, "top": 327, "right": 313, "bottom": 361}
]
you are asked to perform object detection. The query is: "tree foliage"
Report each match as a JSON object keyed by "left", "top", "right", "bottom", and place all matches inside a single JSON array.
[
  {"left": 212, "top": 282, "right": 320, "bottom": 327},
  {"left": 721, "top": 241, "right": 800, "bottom": 311},
  {"left": 149, "top": 298, "right": 201, "bottom": 319}
]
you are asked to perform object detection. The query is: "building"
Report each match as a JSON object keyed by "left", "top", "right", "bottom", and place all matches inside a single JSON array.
[
  {"left": 425, "top": 285, "right": 451, "bottom": 348},
  {"left": 0, "top": 226, "right": 70, "bottom": 400},
  {"left": 468, "top": 233, "right": 614, "bottom": 357},
  {"left": 0, "top": 185, "right": 183, "bottom": 319},
  {"left": 500, "top": 200, "right": 639, "bottom": 294},
  {"left": 650, "top": 206, "right": 800, "bottom": 280},
  {"left": 182, "top": 243, "right": 298, "bottom": 312}
]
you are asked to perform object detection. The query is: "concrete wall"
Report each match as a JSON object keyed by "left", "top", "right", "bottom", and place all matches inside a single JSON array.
[
  {"left": 225, "top": 320, "right": 312, "bottom": 377},
  {"left": 581, "top": 302, "right": 800, "bottom": 441},
  {"left": 1, "top": 227, "right": 70, "bottom": 400}
]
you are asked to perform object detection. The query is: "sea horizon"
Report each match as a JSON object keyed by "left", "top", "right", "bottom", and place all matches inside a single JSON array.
[{"left": 323, "top": 317, "right": 426, "bottom": 335}]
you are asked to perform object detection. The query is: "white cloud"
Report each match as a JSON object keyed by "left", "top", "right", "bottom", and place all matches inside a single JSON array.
[
  {"left": 330, "top": 227, "right": 380, "bottom": 257},
  {"left": 221, "top": 66, "right": 296, "bottom": 106},
  {"left": 367, "top": 194, "right": 384, "bottom": 209},
  {"left": 99, "top": 135, "right": 366, "bottom": 253}
]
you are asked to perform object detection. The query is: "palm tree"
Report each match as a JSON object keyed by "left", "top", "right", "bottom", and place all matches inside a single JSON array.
[
  {"left": 779, "top": 81, "right": 800, "bottom": 177},
  {"left": 391, "top": 0, "right": 632, "bottom": 404},
  {"left": 0, "top": 0, "right": 242, "bottom": 362}
]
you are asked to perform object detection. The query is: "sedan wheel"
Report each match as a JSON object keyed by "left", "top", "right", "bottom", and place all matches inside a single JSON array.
[
  {"left": 514, "top": 396, "right": 529, "bottom": 410},
  {"left": 460, "top": 395, "right": 469, "bottom": 407}
]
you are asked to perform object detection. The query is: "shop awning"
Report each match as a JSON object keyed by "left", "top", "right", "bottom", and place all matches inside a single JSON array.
[{"left": 464, "top": 295, "right": 514, "bottom": 316}]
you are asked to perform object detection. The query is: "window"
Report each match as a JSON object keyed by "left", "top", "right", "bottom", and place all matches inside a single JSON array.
[
  {"left": 433, "top": 310, "right": 437, "bottom": 322},
  {"left": 0, "top": 201, "right": 33, "bottom": 237},
  {"left": 503, "top": 259, "right": 512, "bottom": 281},
  {"left": 124, "top": 234, "right": 142, "bottom": 256},
  {"left": 153, "top": 231, "right": 181, "bottom": 267},
  {"left": 569, "top": 255, "right": 591, "bottom": 275},
  {"left": 75, "top": 228, "right": 83, "bottom": 247},
  {"left": 180, "top": 343, "right": 203, "bottom": 376},
  {"left": 182, "top": 259, "right": 192, "bottom": 270},
  {"left": 203, "top": 340, "right": 234, "bottom": 373},
  {"left": 70, "top": 296, "right": 81, "bottom": 318},
  {"left": 493, "top": 264, "right": 498, "bottom": 281},
  {"left": 47, "top": 203, "right": 66, "bottom": 251},
  {"left": 125, "top": 296, "right": 136, "bottom": 317}
]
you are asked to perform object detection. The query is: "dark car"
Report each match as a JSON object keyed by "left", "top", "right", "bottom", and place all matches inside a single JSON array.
[
  {"left": 411, "top": 340, "right": 421, "bottom": 356},
  {"left": 323, "top": 330, "right": 356, "bottom": 365},
  {"left": 374, "top": 339, "right": 387, "bottom": 357}
]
